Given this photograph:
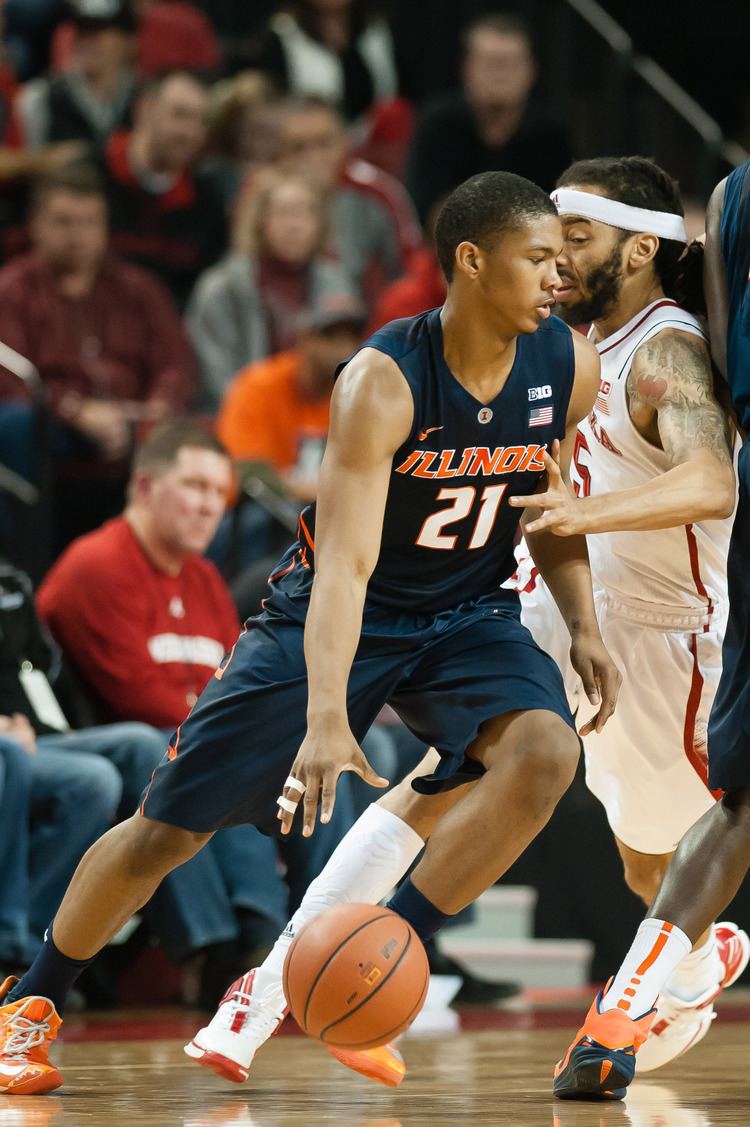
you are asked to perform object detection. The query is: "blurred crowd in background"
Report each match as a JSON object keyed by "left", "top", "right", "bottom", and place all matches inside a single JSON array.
[{"left": 0, "top": 0, "right": 747, "bottom": 1006}]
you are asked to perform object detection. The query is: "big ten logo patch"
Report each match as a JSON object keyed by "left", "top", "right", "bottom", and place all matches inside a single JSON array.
[{"left": 528, "top": 385, "right": 552, "bottom": 401}]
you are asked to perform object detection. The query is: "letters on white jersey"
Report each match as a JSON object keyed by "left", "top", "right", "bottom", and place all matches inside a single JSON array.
[{"left": 571, "top": 299, "right": 732, "bottom": 612}]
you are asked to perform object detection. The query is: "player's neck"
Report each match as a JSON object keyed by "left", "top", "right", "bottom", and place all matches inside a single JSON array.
[
  {"left": 125, "top": 508, "right": 184, "bottom": 577},
  {"left": 590, "top": 280, "right": 666, "bottom": 343},
  {"left": 440, "top": 297, "right": 517, "bottom": 400}
]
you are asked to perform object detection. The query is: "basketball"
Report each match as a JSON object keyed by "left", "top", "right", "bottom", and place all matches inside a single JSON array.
[{"left": 282, "top": 903, "right": 430, "bottom": 1049}]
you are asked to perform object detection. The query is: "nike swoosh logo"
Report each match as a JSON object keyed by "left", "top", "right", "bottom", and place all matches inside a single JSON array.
[
  {"left": 418, "top": 426, "right": 444, "bottom": 441},
  {"left": 0, "top": 1062, "right": 33, "bottom": 1076}
]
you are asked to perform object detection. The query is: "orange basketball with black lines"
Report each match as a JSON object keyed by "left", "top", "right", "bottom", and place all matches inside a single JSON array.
[{"left": 282, "top": 903, "right": 429, "bottom": 1049}]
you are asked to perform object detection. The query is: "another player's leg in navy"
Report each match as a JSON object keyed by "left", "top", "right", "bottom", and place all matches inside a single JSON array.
[
  {"left": 0, "top": 172, "right": 619, "bottom": 1096},
  {"left": 553, "top": 159, "right": 750, "bottom": 1100}
]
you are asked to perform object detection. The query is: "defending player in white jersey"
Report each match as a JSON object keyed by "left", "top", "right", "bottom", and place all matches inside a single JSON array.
[{"left": 509, "top": 156, "right": 748, "bottom": 1074}]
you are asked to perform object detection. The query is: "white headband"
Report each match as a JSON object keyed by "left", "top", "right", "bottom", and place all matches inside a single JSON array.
[{"left": 550, "top": 188, "right": 687, "bottom": 243}]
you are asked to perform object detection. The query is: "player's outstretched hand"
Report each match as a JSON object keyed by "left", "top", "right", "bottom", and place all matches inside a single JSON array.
[
  {"left": 569, "top": 632, "right": 622, "bottom": 735},
  {"left": 509, "top": 440, "right": 583, "bottom": 535},
  {"left": 278, "top": 723, "right": 389, "bottom": 837}
]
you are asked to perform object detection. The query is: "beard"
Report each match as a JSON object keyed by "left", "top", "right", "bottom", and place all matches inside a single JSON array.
[{"left": 555, "top": 239, "right": 627, "bottom": 325}]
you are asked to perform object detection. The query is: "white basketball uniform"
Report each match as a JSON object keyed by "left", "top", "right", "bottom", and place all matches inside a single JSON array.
[{"left": 509, "top": 299, "right": 734, "bottom": 854}]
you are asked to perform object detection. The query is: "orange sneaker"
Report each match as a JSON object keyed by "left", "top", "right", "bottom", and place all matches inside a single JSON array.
[
  {"left": 185, "top": 969, "right": 406, "bottom": 1087},
  {"left": 553, "top": 986, "right": 655, "bottom": 1101},
  {"left": 0, "top": 977, "right": 63, "bottom": 1096},
  {"left": 327, "top": 1042, "right": 406, "bottom": 1088}
]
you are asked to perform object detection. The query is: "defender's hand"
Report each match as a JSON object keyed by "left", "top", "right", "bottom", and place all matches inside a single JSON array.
[
  {"left": 509, "top": 440, "right": 585, "bottom": 536},
  {"left": 277, "top": 722, "right": 388, "bottom": 837},
  {"left": 569, "top": 632, "right": 622, "bottom": 735}
]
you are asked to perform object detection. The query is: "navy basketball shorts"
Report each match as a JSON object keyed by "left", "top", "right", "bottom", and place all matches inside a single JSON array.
[
  {"left": 140, "top": 587, "right": 575, "bottom": 835},
  {"left": 708, "top": 440, "right": 750, "bottom": 790}
]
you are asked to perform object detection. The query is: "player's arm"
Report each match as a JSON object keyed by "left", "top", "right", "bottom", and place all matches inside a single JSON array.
[
  {"left": 704, "top": 177, "right": 729, "bottom": 379},
  {"left": 517, "top": 329, "right": 735, "bottom": 535},
  {"left": 518, "top": 334, "right": 621, "bottom": 733},
  {"left": 278, "top": 349, "right": 414, "bottom": 837}
]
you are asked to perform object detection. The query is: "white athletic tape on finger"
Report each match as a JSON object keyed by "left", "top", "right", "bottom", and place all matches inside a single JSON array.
[
  {"left": 284, "top": 776, "right": 306, "bottom": 795},
  {"left": 277, "top": 796, "right": 299, "bottom": 814}
]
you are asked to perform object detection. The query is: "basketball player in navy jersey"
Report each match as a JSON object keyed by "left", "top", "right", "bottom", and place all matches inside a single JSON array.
[
  {"left": 553, "top": 158, "right": 750, "bottom": 1101},
  {"left": 0, "top": 171, "right": 620, "bottom": 1096}
]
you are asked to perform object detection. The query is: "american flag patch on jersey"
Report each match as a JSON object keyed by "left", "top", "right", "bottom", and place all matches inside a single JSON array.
[{"left": 529, "top": 406, "right": 553, "bottom": 428}]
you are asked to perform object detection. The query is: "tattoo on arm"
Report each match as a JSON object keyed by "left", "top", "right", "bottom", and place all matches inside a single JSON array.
[{"left": 627, "top": 330, "right": 733, "bottom": 468}]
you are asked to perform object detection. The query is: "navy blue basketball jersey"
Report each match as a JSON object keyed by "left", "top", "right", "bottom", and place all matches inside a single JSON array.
[
  {"left": 269, "top": 307, "right": 575, "bottom": 614},
  {"left": 721, "top": 159, "right": 750, "bottom": 432}
]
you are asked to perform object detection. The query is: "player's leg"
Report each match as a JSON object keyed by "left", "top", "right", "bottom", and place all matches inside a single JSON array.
[
  {"left": 387, "top": 709, "right": 579, "bottom": 923},
  {"left": 185, "top": 747, "right": 465, "bottom": 1086},
  {"left": 0, "top": 613, "right": 325, "bottom": 1095},
  {"left": 554, "top": 458, "right": 750, "bottom": 1101}
]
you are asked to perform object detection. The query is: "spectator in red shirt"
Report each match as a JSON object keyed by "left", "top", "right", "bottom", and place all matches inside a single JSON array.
[
  {"left": 274, "top": 96, "right": 421, "bottom": 305},
  {"left": 0, "top": 162, "right": 195, "bottom": 552},
  {"left": 37, "top": 421, "right": 357, "bottom": 994},
  {"left": 97, "top": 70, "right": 228, "bottom": 310},
  {"left": 37, "top": 422, "right": 238, "bottom": 728}
]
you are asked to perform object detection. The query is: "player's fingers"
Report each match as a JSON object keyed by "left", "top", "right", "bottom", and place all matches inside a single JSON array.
[
  {"left": 595, "top": 665, "right": 621, "bottom": 733},
  {"left": 302, "top": 777, "right": 322, "bottom": 837},
  {"left": 277, "top": 766, "right": 307, "bottom": 834},
  {"left": 542, "top": 447, "right": 562, "bottom": 480},
  {"left": 522, "top": 511, "right": 560, "bottom": 535},
  {"left": 580, "top": 665, "right": 600, "bottom": 708},
  {"left": 349, "top": 749, "right": 389, "bottom": 790},
  {"left": 319, "top": 768, "right": 339, "bottom": 825},
  {"left": 509, "top": 491, "right": 549, "bottom": 508}
]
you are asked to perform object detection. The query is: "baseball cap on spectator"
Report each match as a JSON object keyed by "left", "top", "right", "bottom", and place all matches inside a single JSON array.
[
  {"left": 67, "top": 0, "right": 136, "bottom": 31},
  {"left": 305, "top": 292, "right": 367, "bottom": 334}
]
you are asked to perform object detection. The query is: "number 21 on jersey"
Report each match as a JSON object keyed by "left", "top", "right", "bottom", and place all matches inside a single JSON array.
[{"left": 416, "top": 485, "right": 508, "bottom": 550}]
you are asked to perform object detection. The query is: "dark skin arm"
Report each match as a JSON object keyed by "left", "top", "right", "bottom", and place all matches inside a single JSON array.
[
  {"left": 513, "top": 328, "right": 735, "bottom": 534},
  {"left": 514, "top": 331, "right": 622, "bottom": 734},
  {"left": 704, "top": 177, "right": 729, "bottom": 379},
  {"left": 278, "top": 349, "right": 413, "bottom": 836}
]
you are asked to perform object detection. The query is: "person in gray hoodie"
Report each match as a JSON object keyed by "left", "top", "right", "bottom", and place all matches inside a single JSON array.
[{"left": 187, "top": 167, "right": 356, "bottom": 410}]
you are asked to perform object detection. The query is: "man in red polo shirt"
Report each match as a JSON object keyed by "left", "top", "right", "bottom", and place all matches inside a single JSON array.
[{"left": 98, "top": 70, "right": 227, "bottom": 309}]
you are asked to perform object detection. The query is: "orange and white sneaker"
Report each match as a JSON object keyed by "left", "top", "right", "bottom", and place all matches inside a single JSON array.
[
  {"left": 0, "top": 977, "right": 63, "bottom": 1095},
  {"left": 553, "top": 986, "right": 655, "bottom": 1101},
  {"left": 184, "top": 970, "right": 406, "bottom": 1089},
  {"left": 637, "top": 920, "right": 750, "bottom": 1073}
]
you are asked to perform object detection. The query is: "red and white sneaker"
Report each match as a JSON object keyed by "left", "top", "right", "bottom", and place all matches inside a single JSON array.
[
  {"left": 715, "top": 920, "right": 750, "bottom": 988},
  {"left": 0, "top": 977, "right": 63, "bottom": 1095},
  {"left": 637, "top": 921, "right": 750, "bottom": 1073},
  {"left": 184, "top": 970, "right": 406, "bottom": 1089}
]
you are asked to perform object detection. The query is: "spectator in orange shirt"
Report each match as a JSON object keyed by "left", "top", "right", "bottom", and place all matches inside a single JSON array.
[{"left": 216, "top": 292, "right": 366, "bottom": 504}]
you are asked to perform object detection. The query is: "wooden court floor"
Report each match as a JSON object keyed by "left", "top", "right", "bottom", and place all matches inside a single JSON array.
[{"left": 2, "top": 996, "right": 750, "bottom": 1127}]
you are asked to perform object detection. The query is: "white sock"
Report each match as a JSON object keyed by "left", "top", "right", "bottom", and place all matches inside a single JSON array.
[
  {"left": 663, "top": 929, "right": 723, "bottom": 1003},
  {"left": 252, "top": 804, "right": 425, "bottom": 1006},
  {"left": 599, "top": 918, "right": 692, "bottom": 1016}
]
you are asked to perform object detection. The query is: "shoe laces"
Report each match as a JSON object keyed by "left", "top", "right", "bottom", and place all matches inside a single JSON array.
[
  {"left": 3, "top": 1001, "right": 51, "bottom": 1058},
  {"left": 215, "top": 981, "right": 284, "bottom": 1041}
]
